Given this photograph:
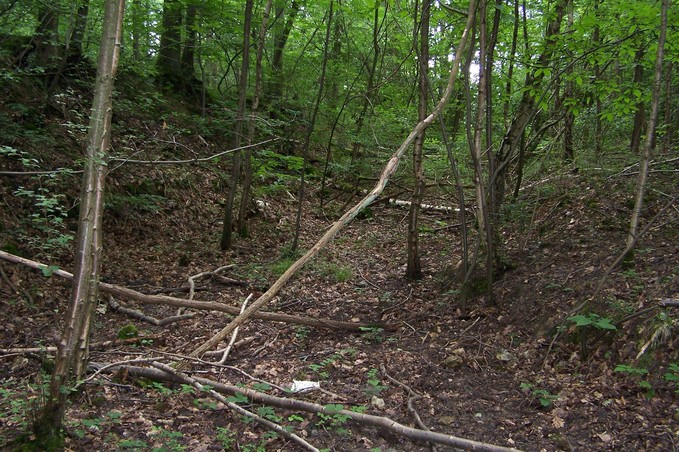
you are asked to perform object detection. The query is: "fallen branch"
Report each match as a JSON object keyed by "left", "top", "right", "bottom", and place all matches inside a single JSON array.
[
  {"left": 149, "top": 361, "right": 320, "bottom": 452},
  {"left": 108, "top": 296, "right": 196, "bottom": 326},
  {"left": 0, "top": 250, "right": 384, "bottom": 332},
  {"left": 96, "top": 363, "right": 522, "bottom": 452},
  {"left": 219, "top": 294, "right": 252, "bottom": 363},
  {"left": 187, "top": 0, "right": 478, "bottom": 360}
]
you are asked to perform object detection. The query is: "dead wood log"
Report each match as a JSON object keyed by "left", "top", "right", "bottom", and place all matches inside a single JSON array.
[
  {"left": 0, "top": 250, "right": 383, "bottom": 332},
  {"left": 93, "top": 363, "right": 522, "bottom": 452}
]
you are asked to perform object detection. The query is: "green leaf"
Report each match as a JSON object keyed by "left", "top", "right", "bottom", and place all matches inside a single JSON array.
[
  {"left": 41, "top": 265, "right": 60, "bottom": 277},
  {"left": 567, "top": 315, "right": 593, "bottom": 327},
  {"left": 593, "top": 317, "right": 617, "bottom": 330}
]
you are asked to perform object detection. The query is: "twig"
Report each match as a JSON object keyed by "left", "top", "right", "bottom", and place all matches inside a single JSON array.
[
  {"left": 82, "top": 357, "right": 166, "bottom": 386},
  {"left": 149, "top": 361, "right": 320, "bottom": 452},
  {"left": 219, "top": 294, "right": 252, "bottom": 363},
  {"left": 108, "top": 138, "right": 279, "bottom": 165},
  {"left": 380, "top": 365, "right": 432, "bottom": 436},
  {"left": 0, "top": 264, "right": 33, "bottom": 305}
]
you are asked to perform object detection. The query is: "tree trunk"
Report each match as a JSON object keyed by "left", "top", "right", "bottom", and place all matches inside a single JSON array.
[
  {"left": 32, "top": 0, "right": 124, "bottom": 446},
  {"left": 661, "top": 61, "right": 673, "bottom": 154},
  {"left": 291, "top": 0, "right": 334, "bottom": 254},
  {"left": 626, "top": 0, "right": 667, "bottom": 249},
  {"left": 34, "top": 2, "right": 61, "bottom": 70},
  {"left": 350, "top": 2, "right": 383, "bottom": 163},
  {"left": 181, "top": 0, "right": 199, "bottom": 94},
  {"left": 269, "top": 0, "right": 300, "bottom": 103},
  {"left": 70, "top": 0, "right": 90, "bottom": 61},
  {"left": 406, "top": 0, "right": 430, "bottom": 280},
  {"left": 629, "top": 45, "right": 646, "bottom": 154},
  {"left": 503, "top": 0, "right": 520, "bottom": 129},
  {"left": 563, "top": 3, "right": 574, "bottom": 163},
  {"left": 493, "top": 0, "right": 569, "bottom": 209},
  {"left": 593, "top": 0, "right": 603, "bottom": 159},
  {"left": 238, "top": 0, "right": 273, "bottom": 238},
  {"left": 220, "top": 0, "right": 253, "bottom": 250},
  {"left": 157, "top": 0, "right": 183, "bottom": 89}
]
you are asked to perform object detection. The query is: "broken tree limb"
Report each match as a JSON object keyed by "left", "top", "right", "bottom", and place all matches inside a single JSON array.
[
  {"left": 99, "top": 363, "right": 521, "bottom": 451},
  {"left": 149, "top": 361, "right": 320, "bottom": 452},
  {"left": 108, "top": 296, "right": 196, "bottom": 326},
  {"left": 187, "top": 0, "right": 478, "bottom": 360},
  {"left": 0, "top": 250, "right": 382, "bottom": 332}
]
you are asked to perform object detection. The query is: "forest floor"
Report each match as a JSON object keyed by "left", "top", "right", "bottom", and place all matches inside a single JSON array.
[{"left": 1, "top": 82, "right": 679, "bottom": 451}]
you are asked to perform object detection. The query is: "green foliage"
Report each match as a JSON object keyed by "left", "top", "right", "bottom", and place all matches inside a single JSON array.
[
  {"left": 567, "top": 314, "right": 617, "bottom": 330},
  {"left": 316, "top": 260, "right": 353, "bottom": 283},
  {"left": 215, "top": 426, "right": 236, "bottom": 450},
  {"left": 359, "top": 326, "right": 384, "bottom": 343},
  {"left": 615, "top": 364, "right": 654, "bottom": 399},
  {"left": 520, "top": 382, "right": 559, "bottom": 408},
  {"left": 318, "top": 403, "right": 351, "bottom": 432},
  {"left": 663, "top": 364, "right": 679, "bottom": 394},
  {"left": 150, "top": 427, "right": 185, "bottom": 451},
  {"left": 364, "top": 368, "right": 387, "bottom": 396},
  {"left": 117, "top": 324, "right": 139, "bottom": 339}
]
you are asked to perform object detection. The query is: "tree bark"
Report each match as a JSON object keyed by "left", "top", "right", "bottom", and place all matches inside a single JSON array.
[
  {"left": 406, "top": 0, "right": 430, "bottom": 280},
  {"left": 626, "top": 0, "right": 668, "bottom": 249},
  {"left": 238, "top": 0, "right": 273, "bottom": 238},
  {"left": 157, "top": 0, "right": 183, "bottom": 89},
  {"left": 291, "top": 0, "right": 334, "bottom": 254},
  {"left": 269, "top": 0, "right": 300, "bottom": 103},
  {"left": 629, "top": 45, "right": 646, "bottom": 154},
  {"left": 32, "top": 0, "right": 124, "bottom": 445},
  {"left": 493, "top": 0, "right": 569, "bottom": 209},
  {"left": 220, "top": 0, "right": 253, "bottom": 250}
]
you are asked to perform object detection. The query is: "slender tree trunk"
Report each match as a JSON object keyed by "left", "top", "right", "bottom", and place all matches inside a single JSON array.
[
  {"left": 291, "top": 0, "right": 334, "bottom": 254},
  {"left": 132, "top": 0, "right": 142, "bottom": 59},
  {"left": 32, "top": 0, "right": 124, "bottom": 446},
  {"left": 351, "top": 2, "right": 383, "bottom": 163},
  {"left": 629, "top": 45, "right": 646, "bottom": 154},
  {"left": 238, "top": 0, "right": 273, "bottom": 237},
  {"left": 503, "top": 0, "right": 520, "bottom": 129},
  {"left": 469, "top": 0, "right": 496, "bottom": 300},
  {"left": 661, "top": 61, "right": 673, "bottom": 154},
  {"left": 563, "top": 3, "right": 574, "bottom": 163},
  {"left": 627, "top": 0, "right": 667, "bottom": 249},
  {"left": 70, "top": 0, "right": 90, "bottom": 60},
  {"left": 406, "top": 0, "right": 430, "bottom": 279},
  {"left": 220, "top": 0, "right": 253, "bottom": 250},
  {"left": 593, "top": 0, "right": 603, "bottom": 159}
]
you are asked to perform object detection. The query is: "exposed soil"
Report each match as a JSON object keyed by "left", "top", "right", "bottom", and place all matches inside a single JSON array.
[{"left": 1, "top": 83, "right": 678, "bottom": 452}]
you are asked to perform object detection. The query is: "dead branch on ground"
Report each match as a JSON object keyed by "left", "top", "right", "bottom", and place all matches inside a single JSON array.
[
  {"left": 92, "top": 362, "right": 522, "bottom": 452},
  {"left": 108, "top": 297, "right": 196, "bottom": 326},
  {"left": 149, "top": 361, "right": 320, "bottom": 452},
  {"left": 0, "top": 250, "right": 383, "bottom": 332}
]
